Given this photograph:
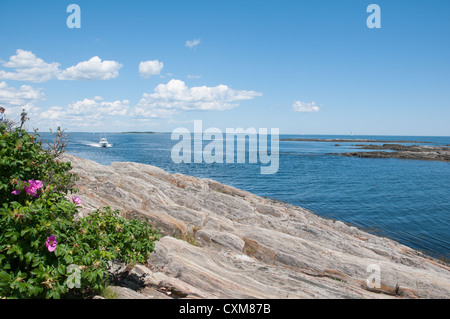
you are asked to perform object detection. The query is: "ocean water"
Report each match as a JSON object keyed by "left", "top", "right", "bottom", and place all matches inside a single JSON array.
[{"left": 59, "top": 132, "right": 450, "bottom": 260}]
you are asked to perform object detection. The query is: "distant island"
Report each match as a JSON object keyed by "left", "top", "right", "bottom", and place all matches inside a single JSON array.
[
  {"left": 120, "top": 131, "right": 162, "bottom": 134},
  {"left": 280, "top": 138, "right": 432, "bottom": 144},
  {"left": 279, "top": 138, "right": 450, "bottom": 162},
  {"left": 329, "top": 144, "right": 450, "bottom": 162}
]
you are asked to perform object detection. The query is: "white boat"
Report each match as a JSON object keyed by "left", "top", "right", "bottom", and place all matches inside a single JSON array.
[{"left": 99, "top": 137, "right": 109, "bottom": 147}]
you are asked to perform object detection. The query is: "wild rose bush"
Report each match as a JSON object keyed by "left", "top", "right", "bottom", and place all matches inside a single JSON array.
[{"left": 0, "top": 124, "right": 160, "bottom": 298}]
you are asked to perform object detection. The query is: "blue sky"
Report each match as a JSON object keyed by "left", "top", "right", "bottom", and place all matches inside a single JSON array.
[{"left": 0, "top": 0, "right": 449, "bottom": 135}]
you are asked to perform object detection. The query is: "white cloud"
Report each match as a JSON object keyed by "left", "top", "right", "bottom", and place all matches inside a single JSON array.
[
  {"left": 0, "top": 81, "right": 45, "bottom": 106},
  {"left": 187, "top": 74, "right": 202, "bottom": 79},
  {"left": 96, "top": 99, "right": 130, "bottom": 116},
  {"left": 0, "top": 81, "right": 44, "bottom": 125},
  {"left": 186, "top": 39, "right": 201, "bottom": 49},
  {"left": 133, "top": 79, "right": 262, "bottom": 118},
  {"left": 132, "top": 106, "right": 177, "bottom": 119},
  {"left": 0, "top": 50, "right": 122, "bottom": 82},
  {"left": 292, "top": 101, "right": 320, "bottom": 113},
  {"left": 139, "top": 60, "right": 164, "bottom": 78},
  {"left": 66, "top": 97, "right": 129, "bottom": 116},
  {"left": 58, "top": 56, "right": 122, "bottom": 80},
  {"left": 39, "top": 97, "right": 130, "bottom": 128},
  {"left": 0, "top": 49, "right": 60, "bottom": 83},
  {"left": 40, "top": 106, "right": 65, "bottom": 120},
  {"left": 66, "top": 98, "right": 99, "bottom": 115}
]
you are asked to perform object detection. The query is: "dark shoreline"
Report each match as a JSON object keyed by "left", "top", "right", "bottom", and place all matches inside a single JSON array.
[
  {"left": 328, "top": 144, "right": 450, "bottom": 162},
  {"left": 119, "top": 131, "right": 161, "bottom": 134},
  {"left": 280, "top": 138, "right": 432, "bottom": 144}
]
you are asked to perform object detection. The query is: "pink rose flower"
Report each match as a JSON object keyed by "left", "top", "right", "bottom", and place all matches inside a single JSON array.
[
  {"left": 72, "top": 196, "right": 82, "bottom": 205},
  {"left": 45, "top": 235, "right": 57, "bottom": 252},
  {"left": 12, "top": 179, "right": 43, "bottom": 197},
  {"left": 25, "top": 179, "right": 43, "bottom": 197}
]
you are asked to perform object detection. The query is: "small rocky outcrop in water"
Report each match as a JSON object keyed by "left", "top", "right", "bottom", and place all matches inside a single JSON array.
[
  {"left": 330, "top": 144, "right": 450, "bottom": 162},
  {"left": 63, "top": 154, "right": 450, "bottom": 299},
  {"left": 280, "top": 138, "right": 431, "bottom": 144}
]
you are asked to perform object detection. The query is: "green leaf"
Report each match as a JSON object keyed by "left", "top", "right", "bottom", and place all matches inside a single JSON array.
[
  {"left": 24, "top": 252, "right": 34, "bottom": 263},
  {"left": 20, "top": 229, "right": 30, "bottom": 237},
  {"left": 57, "top": 265, "right": 66, "bottom": 276},
  {"left": 0, "top": 271, "right": 12, "bottom": 285},
  {"left": 64, "top": 254, "right": 73, "bottom": 264}
]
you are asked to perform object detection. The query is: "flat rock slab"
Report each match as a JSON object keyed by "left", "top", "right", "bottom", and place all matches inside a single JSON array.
[
  {"left": 329, "top": 144, "right": 450, "bottom": 162},
  {"left": 64, "top": 154, "right": 450, "bottom": 299}
]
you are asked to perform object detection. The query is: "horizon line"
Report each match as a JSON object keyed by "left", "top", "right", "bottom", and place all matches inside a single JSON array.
[{"left": 37, "top": 131, "right": 450, "bottom": 138}]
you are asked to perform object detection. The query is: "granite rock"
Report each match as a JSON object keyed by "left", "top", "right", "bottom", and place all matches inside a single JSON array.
[{"left": 63, "top": 154, "right": 450, "bottom": 299}]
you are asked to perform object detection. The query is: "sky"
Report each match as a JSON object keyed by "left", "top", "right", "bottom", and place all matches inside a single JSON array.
[{"left": 0, "top": 0, "right": 449, "bottom": 136}]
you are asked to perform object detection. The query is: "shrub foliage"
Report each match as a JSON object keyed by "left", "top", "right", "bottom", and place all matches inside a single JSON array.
[{"left": 0, "top": 124, "right": 160, "bottom": 298}]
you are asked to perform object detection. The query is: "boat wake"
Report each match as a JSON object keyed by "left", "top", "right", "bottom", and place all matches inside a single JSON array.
[{"left": 82, "top": 141, "right": 113, "bottom": 148}]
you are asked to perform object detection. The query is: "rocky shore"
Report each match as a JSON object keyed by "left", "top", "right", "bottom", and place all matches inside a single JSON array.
[
  {"left": 63, "top": 154, "right": 450, "bottom": 299},
  {"left": 280, "top": 138, "right": 431, "bottom": 143},
  {"left": 330, "top": 144, "right": 450, "bottom": 162}
]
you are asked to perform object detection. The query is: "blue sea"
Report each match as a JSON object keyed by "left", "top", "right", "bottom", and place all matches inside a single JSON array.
[{"left": 60, "top": 132, "right": 450, "bottom": 260}]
